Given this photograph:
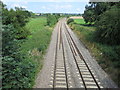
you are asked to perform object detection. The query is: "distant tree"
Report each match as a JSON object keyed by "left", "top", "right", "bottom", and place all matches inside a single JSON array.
[
  {"left": 47, "top": 14, "right": 58, "bottom": 26},
  {"left": 67, "top": 19, "right": 74, "bottom": 24}
]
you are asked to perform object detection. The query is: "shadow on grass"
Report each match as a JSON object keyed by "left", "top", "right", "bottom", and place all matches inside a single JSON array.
[{"left": 74, "top": 22, "right": 95, "bottom": 27}]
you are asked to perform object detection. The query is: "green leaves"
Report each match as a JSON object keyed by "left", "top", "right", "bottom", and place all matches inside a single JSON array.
[
  {"left": 94, "top": 7, "right": 120, "bottom": 45},
  {"left": 47, "top": 14, "right": 59, "bottom": 26},
  {"left": 67, "top": 19, "right": 74, "bottom": 24},
  {"left": 2, "top": 2, "right": 36, "bottom": 88},
  {"left": 2, "top": 55, "right": 36, "bottom": 88}
]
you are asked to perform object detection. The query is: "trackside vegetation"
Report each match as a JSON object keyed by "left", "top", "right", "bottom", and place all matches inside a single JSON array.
[
  {"left": 46, "top": 14, "right": 61, "bottom": 26},
  {"left": 68, "top": 18, "right": 120, "bottom": 87},
  {"left": 2, "top": 1, "right": 59, "bottom": 88},
  {"left": 67, "top": 2, "right": 120, "bottom": 86},
  {"left": 83, "top": 2, "right": 120, "bottom": 45},
  {"left": 20, "top": 17, "right": 52, "bottom": 75},
  {"left": 2, "top": 2, "right": 35, "bottom": 88}
]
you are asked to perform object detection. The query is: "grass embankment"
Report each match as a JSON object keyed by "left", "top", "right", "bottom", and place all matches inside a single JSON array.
[
  {"left": 20, "top": 17, "right": 53, "bottom": 86},
  {"left": 69, "top": 18, "right": 120, "bottom": 86}
]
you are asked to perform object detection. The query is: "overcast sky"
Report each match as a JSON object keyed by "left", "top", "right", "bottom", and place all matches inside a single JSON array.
[{"left": 3, "top": 0, "right": 89, "bottom": 14}]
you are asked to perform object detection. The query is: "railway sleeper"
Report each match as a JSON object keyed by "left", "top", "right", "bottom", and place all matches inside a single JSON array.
[
  {"left": 55, "top": 85, "right": 67, "bottom": 88},
  {"left": 56, "top": 81, "right": 67, "bottom": 85},
  {"left": 56, "top": 72, "right": 65, "bottom": 74},
  {"left": 56, "top": 77, "right": 66, "bottom": 81}
]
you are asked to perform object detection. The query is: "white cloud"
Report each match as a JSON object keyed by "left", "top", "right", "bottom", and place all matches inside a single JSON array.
[
  {"left": 76, "top": 8, "right": 81, "bottom": 12},
  {"left": 12, "top": 4, "right": 20, "bottom": 7},
  {"left": 12, "top": 4, "right": 27, "bottom": 9},
  {"left": 41, "top": 6, "right": 46, "bottom": 9},
  {"left": 50, "top": 4, "right": 72, "bottom": 10},
  {"left": 21, "top": 6, "right": 27, "bottom": 9}
]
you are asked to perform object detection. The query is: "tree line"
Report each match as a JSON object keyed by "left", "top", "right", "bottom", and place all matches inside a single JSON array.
[
  {"left": 2, "top": 1, "right": 37, "bottom": 88},
  {"left": 83, "top": 2, "right": 120, "bottom": 45}
]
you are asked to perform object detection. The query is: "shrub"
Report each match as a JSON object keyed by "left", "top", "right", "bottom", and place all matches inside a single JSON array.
[
  {"left": 67, "top": 19, "right": 74, "bottom": 24},
  {"left": 2, "top": 25, "right": 36, "bottom": 88},
  {"left": 15, "top": 27, "right": 31, "bottom": 40},
  {"left": 2, "top": 55, "right": 36, "bottom": 88},
  {"left": 47, "top": 15, "right": 57, "bottom": 26}
]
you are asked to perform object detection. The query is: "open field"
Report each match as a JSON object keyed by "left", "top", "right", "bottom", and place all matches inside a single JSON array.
[
  {"left": 74, "top": 18, "right": 86, "bottom": 25},
  {"left": 26, "top": 17, "right": 47, "bottom": 33}
]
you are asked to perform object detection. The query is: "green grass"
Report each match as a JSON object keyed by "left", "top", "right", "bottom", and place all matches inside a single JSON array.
[
  {"left": 20, "top": 17, "right": 53, "bottom": 87},
  {"left": 26, "top": 17, "right": 47, "bottom": 33},
  {"left": 69, "top": 21, "right": 120, "bottom": 87},
  {"left": 74, "top": 18, "right": 94, "bottom": 25},
  {"left": 74, "top": 19, "right": 86, "bottom": 24}
]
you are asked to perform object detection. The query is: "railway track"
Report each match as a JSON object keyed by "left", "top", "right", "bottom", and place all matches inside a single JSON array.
[{"left": 49, "top": 19, "right": 103, "bottom": 89}]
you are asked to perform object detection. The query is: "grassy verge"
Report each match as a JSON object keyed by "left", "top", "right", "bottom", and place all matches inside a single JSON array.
[
  {"left": 69, "top": 18, "right": 120, "bottom": 87},
  {"left": 74, "top": 19, "right": 86, "bottom": 24},
  {"left": 20, "top": 17, "right": 53, "bottom": 87}
]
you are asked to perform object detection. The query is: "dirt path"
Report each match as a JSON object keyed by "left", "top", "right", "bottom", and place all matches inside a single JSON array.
[{"left": 34, "top": 18, "right": 117, "bottom": 88}]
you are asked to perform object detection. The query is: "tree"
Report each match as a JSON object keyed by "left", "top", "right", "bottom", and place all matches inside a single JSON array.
[
  {"left": 2, "top": 5, "right": 31, "bottom": 40},
  {"left": 67, "top": 19, "right": 74, "bottom": 24},
  {"left": 47, "top": 14, "right": 58, "bottom": 26},
  {"left": 94, "top": 7, "right": 120, "bottom": 45},
  {"left": 83, "top": 2, "right": 111, "bottom": 24},
  {"left": 2, "top": 2, "right": 35, "bottom": 88}
]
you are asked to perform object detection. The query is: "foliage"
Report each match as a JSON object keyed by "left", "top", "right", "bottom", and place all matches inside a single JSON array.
[
  {"left": 83, "top": 2, "right": 111, "bottom": 24},
  {"left": 2, "top": 25, "right": 17, "bottom": 56},
  {"left": 20, "top": 17, "right": 52, "bottom": 86},
  {"left": 2, "top": 1, "right": 52, "bottom": 88},
  {"left": 83, "top": 6, "right": 95, "bottom": 24},
  {"left": 2, "top": 4, "right": 31, "bottom": 40},
  {"left": 2, "top": 24, "right": 36, "bottom": 88},
  {"left": 47, "top": 14, "right": 58, "bottom": 26},
  {"left": 2, "top": 56, "right": 36, "bottom": 88},
  {"left": 2, "top": 2, "right": 36, "bottom": 88},
  {"left": 94, "top": 7, "right": 120, "bottom": 45},
  {"left": 2, "top": 7, "right": 30, "bottom": 27},
  {"left": 67, "top": 19, "right": 74, "bottom": 24},
  {"left": 83, "top": 2, "right": 120, "bottom": 45},
  {"left": 68, "top": 21, "right": 120, "bottom": 86}
]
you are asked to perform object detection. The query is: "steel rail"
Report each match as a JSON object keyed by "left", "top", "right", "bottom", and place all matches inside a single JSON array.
[
  {"left": 61, "top": 22, "right": 69, "bottom": 89},
  {"left": 64, "top": 23, "right": 87, "bottom": 90},
  {"left": 64, "top": 22, "right": 101, "bottom": 90},
  {"left": 53, "top": 22, "right": 60, "bottom": 89}
]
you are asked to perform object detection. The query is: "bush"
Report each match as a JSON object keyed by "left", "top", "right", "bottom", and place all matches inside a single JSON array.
[
  {"left": 15, "top": 27, "right": 31, "bottom": 40},
  {"left": 2, "top": 25, "right": 36, "bottom": 88},
  {"left": 94, "top": 7, "right": 120, "bottom": 45},
  {"left": 2, "top": 56, "right": 36, "bottom": 88},
  {"left": 47, "top": 15, "right": 57, "bottom": 26},
  {"left": 67, "top": 19, "right": 74, "bottom": 24}
]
